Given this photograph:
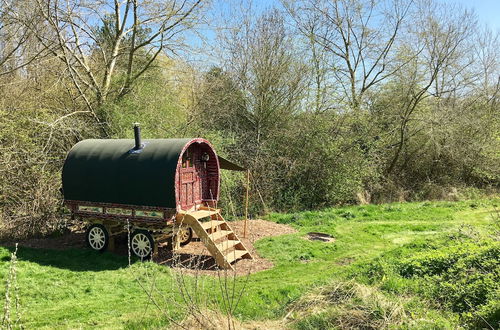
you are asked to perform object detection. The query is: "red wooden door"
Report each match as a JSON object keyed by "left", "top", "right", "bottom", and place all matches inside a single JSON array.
[{"left": 179, "top": 148, "right": 200, "bottom": 210}]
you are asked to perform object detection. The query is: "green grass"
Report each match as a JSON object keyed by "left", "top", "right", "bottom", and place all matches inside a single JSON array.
[{"left": 1, "top": 198, "right": 499, "bottom": 328}]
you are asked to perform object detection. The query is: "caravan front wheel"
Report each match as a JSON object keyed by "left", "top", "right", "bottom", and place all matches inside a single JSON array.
[{"left": 130, "top": 230, "right": 154, "bottom": 259}]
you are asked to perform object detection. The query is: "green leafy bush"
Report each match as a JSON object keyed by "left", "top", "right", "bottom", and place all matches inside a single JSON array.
[
  {"left": 397, "top": 241, "right": 499, "bottom": 322},
  {"left": 362, "top": 234, "right": 500, "bottom": 328}
]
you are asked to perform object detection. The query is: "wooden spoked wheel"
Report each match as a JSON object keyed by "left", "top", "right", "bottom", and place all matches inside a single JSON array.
[
  {"left": 130, "top": 230, "right": 154, "bottom": 259},
  {"left": 86, "top": 224, "right": 109, "bottom": 252},
  {"left": 178, "top": 226, "right": 193, "bottom": 246}
]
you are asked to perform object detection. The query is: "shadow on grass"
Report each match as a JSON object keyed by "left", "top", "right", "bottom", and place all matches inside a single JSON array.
[
  {"left": 155, "top": 249, "right": 218, "bottom": 270},
  {"left": 0, "top": 245, "right": 129, "bottom": 272},
  {"left": 0, "top": 234, "right": 221, "bottom": 273}
]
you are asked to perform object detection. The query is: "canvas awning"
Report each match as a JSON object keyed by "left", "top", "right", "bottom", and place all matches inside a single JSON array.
[{"left": 217, "top": 156, "right": 246, "bottom": 171}]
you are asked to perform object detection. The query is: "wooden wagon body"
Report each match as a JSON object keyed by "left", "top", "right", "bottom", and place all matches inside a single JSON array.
[{"left": 62, "top": 127, "right": 251, "bottom": 269}]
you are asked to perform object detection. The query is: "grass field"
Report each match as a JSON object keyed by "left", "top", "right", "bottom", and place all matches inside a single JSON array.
[{"left": 1, "top": 199, "right": 499, "bottom": 329}]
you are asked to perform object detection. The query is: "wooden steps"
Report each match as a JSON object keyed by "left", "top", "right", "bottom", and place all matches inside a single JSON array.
[
  {"left": 201, "top": 220, "right": 225, "bottom": 230},
  {"left": 209, "top": 230, "right": 232, "bottom": 241},
  {"left": 183, "top": 209, "right": 218, "bottom": 220},
  {"left": 225, "top": 250, "right": 248, "bottom": 264},
  {"left": 176, "top": 209, "right": 252, "bottom": 270},
  {"left": 216, "top": 239, "right": 240, "bottom": 252}
]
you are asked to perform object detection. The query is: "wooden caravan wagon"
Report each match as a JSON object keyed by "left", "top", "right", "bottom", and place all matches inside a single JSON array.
[{"left": 62, "top": 125, "right": 251, "bottom": 269}]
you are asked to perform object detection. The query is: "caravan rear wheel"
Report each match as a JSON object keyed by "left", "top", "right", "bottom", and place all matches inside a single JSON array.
[
  {"left": 86, "top": 224, "right": 109, "bottom": 252},
  {"left": 178, "top": 227, "right": 192, "bottom": 246}
]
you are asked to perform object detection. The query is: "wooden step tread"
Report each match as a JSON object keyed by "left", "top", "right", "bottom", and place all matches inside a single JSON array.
[
  {"left": 216, "top": 239, "right": 240, "bottom": 252},
  {"left": 201, "top": 220, "right": 225, "bottom": 230},
  {"left": 225, "top": 250, "right": 249, "bottom": 264},
  {"left": 209, "top": 230, "right": 232, "bottom": 241},
  {"left": 187, "top": 210, "right": 219, "bottom": 220},
  {"left": 198, "top": 207, "right": 221, "bottom": 213}
]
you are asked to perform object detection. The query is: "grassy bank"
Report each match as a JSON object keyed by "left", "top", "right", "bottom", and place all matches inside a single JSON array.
[{"left": 1, "top": 199, "right": 498, "bottom": 328}]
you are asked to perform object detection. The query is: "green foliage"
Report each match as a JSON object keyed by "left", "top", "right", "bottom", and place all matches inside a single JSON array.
[
  {"left": 356, "top": 218, "right": 500, "bottom": 328},
  {"left": 0, "top": 3, "right": 499, "bottom": 326},
  {"left": 103, "top": 64, "right": 188, "bottom": 139},
  {"left": 267, "top": 112, "right": 373, "bottom": 210},
  {"left": 0, "top": 69, "right": 98, "bottom": 238},
  {"left": 368, "top": 78, "right": 500, "bottom": 202},
  {"left": 191, "top": 61, "right": 499, "bottom": 213},
  {"left": 1, "top": 0, "right": 499, "bottom": 240},
  {"left": 396, "top": 240, "right": 500, "bottom": 327},
  {"left": 0, "top": 199, "right": 498, "bottom": 327}
]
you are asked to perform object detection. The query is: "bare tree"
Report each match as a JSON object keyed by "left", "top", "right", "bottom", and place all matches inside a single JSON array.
[
  {"left": 384, "top": 1, "right": 478, "bottom": 174},
  {"left": 221, "top": 9, "right": 307, "bottom": 145},
  {"left": 32, "top": 0, "right": 206, "bottom": 129},
  {"left": 0, "top": 0, "right": 48, "bottom": 76},
  {"left": 284, "top": 0, "right": 414, "bottom": 110},
  {"left": 297, "top": 12, "right": 336, "bottom": 113},
  {"left": 473, "top": 26, "right": 500, "bottom": 102}
]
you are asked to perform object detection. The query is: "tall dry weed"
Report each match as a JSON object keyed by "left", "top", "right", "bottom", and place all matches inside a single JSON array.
[
  {"left": 286, "top": 280, "right": 407, "bottom": 329},
  {"left": 2, "top": 243, "right": 22, "bottom": 329}
]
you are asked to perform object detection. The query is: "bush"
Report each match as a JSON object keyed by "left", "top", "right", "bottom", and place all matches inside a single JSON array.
[
  {"left": 397, "top": 241, "right": 499, "bottom": 322},
  {"left": 0, "top": 105, "right": 94, "bottom": 239},
  {"left": 362, "top": 234, "right": 500, "bottom": 328}
]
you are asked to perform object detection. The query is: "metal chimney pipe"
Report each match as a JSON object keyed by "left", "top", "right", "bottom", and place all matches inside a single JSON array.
[{"left": 133, "top": 123, "right": 142, "bottom": 150}]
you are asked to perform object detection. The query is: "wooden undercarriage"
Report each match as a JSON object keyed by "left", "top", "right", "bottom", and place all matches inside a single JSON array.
[{"left": 66, "top": 200, "right": 252, "bottom": 270}]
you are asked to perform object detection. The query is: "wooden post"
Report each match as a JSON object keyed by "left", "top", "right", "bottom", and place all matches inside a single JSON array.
[
  {"left": 172, "top": 229, "right": 181, "bottom": 251},
  {"left": 243, "top": 170, "right": 250, "bottom": 238},
  {"left": 153, "top": 242, "right": 159, "bottom": 257},
  {"left": 105, "top": 223, "right": 115, "bottom": 251}
]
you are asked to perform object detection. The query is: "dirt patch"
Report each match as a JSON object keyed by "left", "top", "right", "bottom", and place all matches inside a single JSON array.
[
  {"left": 2, "top": 219, "right": 296, "bottom": 276},
  {"left": 0, "top": 223, "right": 87, "bottom": 250},
  {"left": 304, "top": 232, "right": 335, "bottom": 243},
  {"left": 154, "top": 219, "right": 297, "bottom": 276}
]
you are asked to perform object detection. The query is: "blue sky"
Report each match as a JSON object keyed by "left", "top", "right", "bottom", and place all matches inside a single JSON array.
[
  {"left": 249, "top": 0, "right": 500, "bottom": 31},
  {"left": 443, "top": 0, "right": 500, "bottom": 31},
  {"left": 187, "top": 0, "right": 499, "bottom": 66}
]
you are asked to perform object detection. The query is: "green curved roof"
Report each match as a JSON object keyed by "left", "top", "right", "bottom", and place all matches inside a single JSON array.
[{"left": 62, "top": 138, "right": 193, "bottom": 208}]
